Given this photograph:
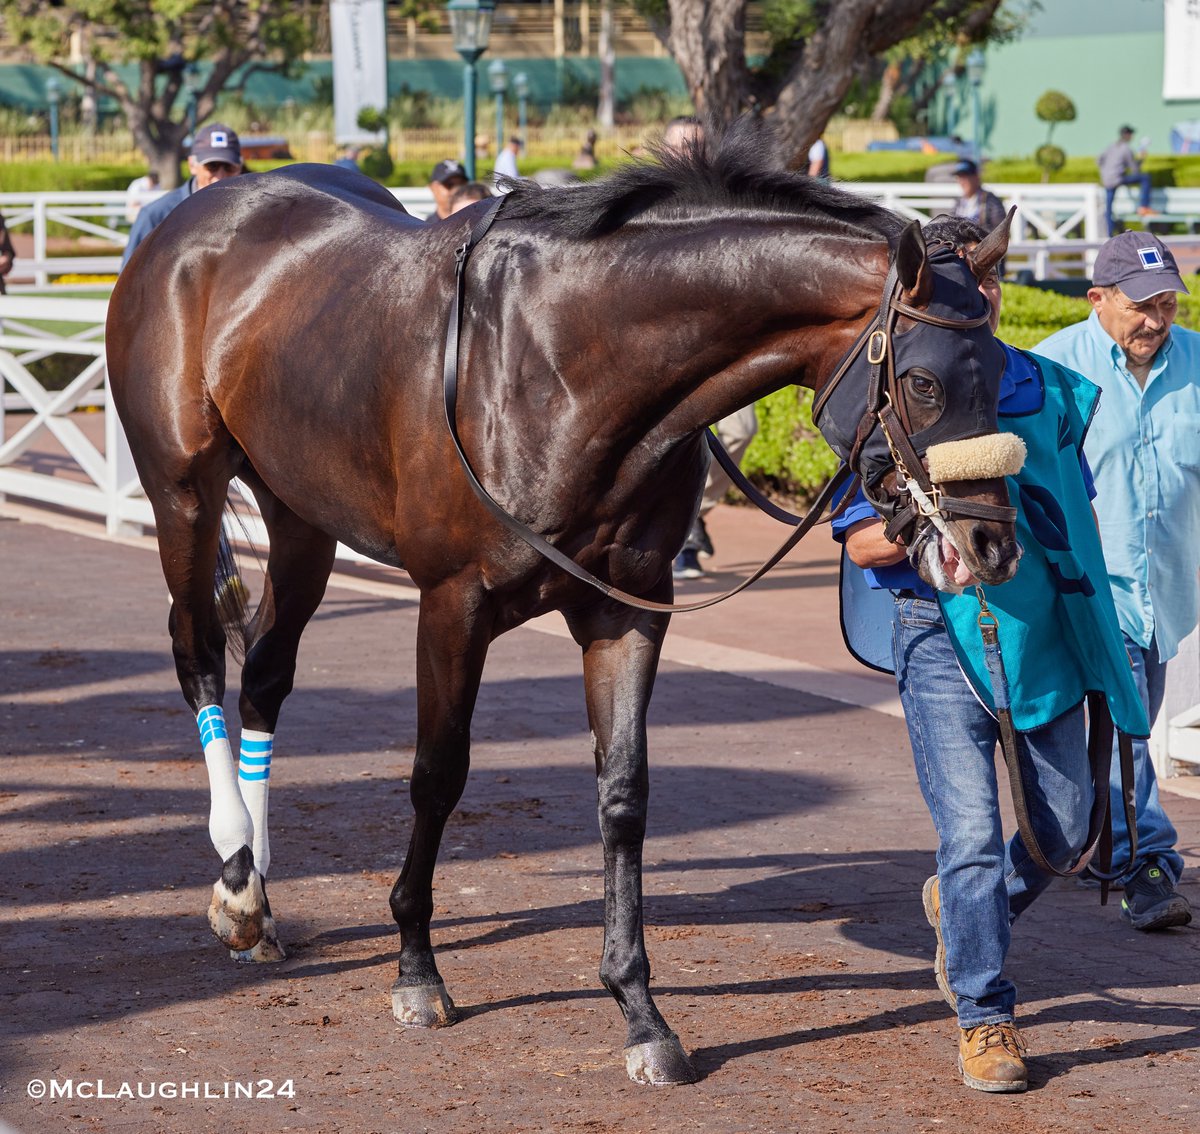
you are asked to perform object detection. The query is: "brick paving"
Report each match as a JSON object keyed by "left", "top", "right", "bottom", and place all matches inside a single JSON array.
[{"left": 0, "top": 502, "right": 1197, "bottom": 1134}]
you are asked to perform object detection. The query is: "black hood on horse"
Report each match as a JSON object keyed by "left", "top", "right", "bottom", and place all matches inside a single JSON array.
[{"left": 813, "top": 243, "right": 1006, "bottom": 491}]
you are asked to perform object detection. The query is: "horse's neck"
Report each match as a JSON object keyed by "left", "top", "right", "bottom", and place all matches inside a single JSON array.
[{"left": 599, "top": 224, "right": 886, "bottom": 439}]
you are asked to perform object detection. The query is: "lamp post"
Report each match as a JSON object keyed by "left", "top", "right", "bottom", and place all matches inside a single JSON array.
[
  {"left": 447, "top": 0, "right": 496, "bottom": 181},
  {"left": 966, "top": 48, "right": 986, "bottom": 164},
  {"left": 513, "top": 71, "right": 529, "bottom": 142},
  {"left": 488, "top": 58, "right": 508, "bottom": 154},
  {"left": 45, "top": 76, "right": 61, "bottom": 161}
]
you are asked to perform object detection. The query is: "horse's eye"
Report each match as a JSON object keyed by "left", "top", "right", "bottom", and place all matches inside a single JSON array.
[{"left": 909, "top": 372, "right": 937, "bottom": 396}]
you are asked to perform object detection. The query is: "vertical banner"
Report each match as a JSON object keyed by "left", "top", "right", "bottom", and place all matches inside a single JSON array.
[
  {"left": 1163, "top": 0, "right": 1200, "bottom": 100},
  {"left": 330, "top": 0, "right": 388, "bottom": 143}
]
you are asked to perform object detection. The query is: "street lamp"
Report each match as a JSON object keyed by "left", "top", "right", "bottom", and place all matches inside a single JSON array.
[
  {"left": 447, "top": 0, "right": 496, "bottom": 181},
  {"left": 488, "top": 58, "right": 508, "bottom": 155},
  {"left": 45, "top": 76, "right": 61, "bottom": 161},
  {"left": 513, "top": 71, "right": 529, "bottom": 142},
  {"left": 966, "top": 48, "right": 986, "bottom": 164}
]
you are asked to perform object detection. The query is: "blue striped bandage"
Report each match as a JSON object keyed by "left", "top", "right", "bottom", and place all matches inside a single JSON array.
[
  {"left": 196, "top": 705, "right": 228, "bottom": 747},
  {"left": 239, "top": 735, "right": 273, "bottom": 782}
]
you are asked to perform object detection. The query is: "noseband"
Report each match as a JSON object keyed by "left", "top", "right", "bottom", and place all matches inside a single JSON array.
[{"left": 811, "top": 252, "right": 1019, "bottom": 545}]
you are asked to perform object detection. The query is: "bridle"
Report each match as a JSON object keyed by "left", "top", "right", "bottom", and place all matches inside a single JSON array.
[
  {"left": 810, "top": 249, "right": 1017, "bottom": 548},
  {"left": 441, "top": 202, "right": 1011, "bottom": 612}
]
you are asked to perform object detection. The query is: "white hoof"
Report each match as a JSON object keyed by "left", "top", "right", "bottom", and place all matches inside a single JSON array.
[
  {"left": 624, "top": 1035, "right": 698, "bottom": 1086},
  {"left": 230, "top": 915, "right": 286, "bottom": 963},
  {"left": 207, "top": 869, "right": 265, "bottom": 952}
]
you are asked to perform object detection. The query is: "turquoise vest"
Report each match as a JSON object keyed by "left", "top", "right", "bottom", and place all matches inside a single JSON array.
[{"left": 937, "top": 353, "right": 1150, "bottom": 737}]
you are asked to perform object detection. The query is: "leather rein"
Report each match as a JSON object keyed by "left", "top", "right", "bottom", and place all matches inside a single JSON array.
[{"left": 441, "top": 200, "right": 1000, "bottom": 613}]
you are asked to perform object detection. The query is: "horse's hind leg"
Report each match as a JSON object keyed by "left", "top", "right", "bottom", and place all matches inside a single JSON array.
[
  {"left": 225, "top": 479, "right": 337, "bottom": 962},
  {"left": 390, "top": 581, "right": 492, "bottom": 1028},
  {"left": 137, "top": 436, "right": 265, "bottom": 953},
  {"left": 564, "top": 601, "right": 698, "bottom": 1086}
]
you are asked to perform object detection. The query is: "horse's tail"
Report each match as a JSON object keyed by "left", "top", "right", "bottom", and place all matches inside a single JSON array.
[{"left": 214, "top": 502, "right": 250, "bottom": 663}]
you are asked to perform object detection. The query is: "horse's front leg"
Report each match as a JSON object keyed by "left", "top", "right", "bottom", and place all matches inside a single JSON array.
[
  {"left": 390, "top": 580, "right": 492, "bottom": 1028},
  {"left": 566, "top": 601, "right": 698, "bottom": 1086}
]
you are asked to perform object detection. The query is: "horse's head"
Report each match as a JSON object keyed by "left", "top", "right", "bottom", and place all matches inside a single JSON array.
[{"left": 813, "top": 213, "right": 1023, "bottom": 592}]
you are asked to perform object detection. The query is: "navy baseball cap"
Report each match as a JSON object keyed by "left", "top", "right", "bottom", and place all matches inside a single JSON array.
[
  {"left": 191, "top": 123, "right": 241, "bottom": 165},
  {"left": 952, "top": 159, "right": 979, "bottom": 177},
  {"left": 1093, "top": 232, "right": 1189, "bottom": 301},
  {"left": 430, "top": 159, "right": 467, "bottom": 185}
]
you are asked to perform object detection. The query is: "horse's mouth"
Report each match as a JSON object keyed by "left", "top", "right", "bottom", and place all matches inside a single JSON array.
[{"left": 910, "top": 523, "right": 1021, "bottom": 593}]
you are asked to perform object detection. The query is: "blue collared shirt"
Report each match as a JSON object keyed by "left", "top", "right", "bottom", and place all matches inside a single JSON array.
[{"left": 1034, "top": 311, "right": 1200, "bottom": 660}]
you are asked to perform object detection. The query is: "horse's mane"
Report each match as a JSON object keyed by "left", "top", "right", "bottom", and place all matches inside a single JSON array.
[{"left": 499, "top": 116, "right": 905, "bottom": 242}]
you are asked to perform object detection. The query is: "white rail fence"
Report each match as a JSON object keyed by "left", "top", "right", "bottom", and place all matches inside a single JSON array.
[
  {"left": 7, "top": 182, "right": 1200, "bottom": 288},
  {"left": 1, "top": 291, "right": 1197, "bottom": 775}
]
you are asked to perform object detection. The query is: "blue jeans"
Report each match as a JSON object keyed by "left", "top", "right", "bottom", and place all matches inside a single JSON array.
[
  {"left": 1110, "top": 634, "right": 1183, "bottom": 885},
  {"left": 1104, "top": 173, "right": 1153, "bottom": 235},
  {"left": 892, "top": 596, "right": 1093, "bottom": 1028}
]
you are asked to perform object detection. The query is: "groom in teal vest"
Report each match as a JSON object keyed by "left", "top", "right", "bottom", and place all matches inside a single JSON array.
[{"left": 834, "top": 216, "right": 1149, "bottom": 1094}]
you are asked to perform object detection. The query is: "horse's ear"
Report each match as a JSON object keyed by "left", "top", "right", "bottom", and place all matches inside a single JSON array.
[
  {"left": 965, "top": 206, "right": 1016, "bottom": 281},
  {"left": 894, "top": 220, "right": 932, "bottom": 306}
]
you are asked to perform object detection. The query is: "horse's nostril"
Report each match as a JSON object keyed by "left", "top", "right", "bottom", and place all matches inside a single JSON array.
[{"left": 971, "top": 530, "right": 1020, "bottom": 571}]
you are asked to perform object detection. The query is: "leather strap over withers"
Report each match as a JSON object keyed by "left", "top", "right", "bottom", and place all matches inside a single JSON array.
[
  {"left": 974, "top": 588, "right": 1138, "bottom": 902},
  {"left": 441, "top": 195, "right": 855, "bottom": 614}
]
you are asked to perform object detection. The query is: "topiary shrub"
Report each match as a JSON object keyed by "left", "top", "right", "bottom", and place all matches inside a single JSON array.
[{"left": 358, "top": 145, "right": 394, "bottom": 181}]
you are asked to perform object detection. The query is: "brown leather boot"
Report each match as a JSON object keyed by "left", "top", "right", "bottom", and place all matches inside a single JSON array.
[
  {"left": 922, "top": 875, "right": 956, "bottom": 1010},
  {"left": 958, "top": 1022, "right": 1028, "bottom": 1092}
]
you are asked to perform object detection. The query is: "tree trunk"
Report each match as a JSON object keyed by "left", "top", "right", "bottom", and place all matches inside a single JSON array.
[
  {"left": 665, "top": 0, "right": 751, "bottom": 121},
  {"left": 597, "top": 0, "right": 615, "bottom": 128},
  {"left": 871, "top": 59, "right": 902, "bottom": 123}
]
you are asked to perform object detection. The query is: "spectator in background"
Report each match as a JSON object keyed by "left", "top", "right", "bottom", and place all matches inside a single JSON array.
[
  {"left": 1098, "top": 126, "right": 1155, "bottom": 236},
  {"left": 494, "top": 136, "right": 522, "bottom": 187},
  {"left": 123, "top": 170, "right": 160, "bottom": 225},
  {"left": 1034, "top": 231, "right": 1196, "bottom": 932},
  {"left": 449, "top": 181, "right": 494, "bottom": 214},
  {"left": 0, "top": 210, "right": 16, "bottom": 294},
  {"left": 573, "top": 129, "right": 598, "bottom": 172},
  {"left": 660, "top": 115, "right": 759, "bottom": 578},
  {"left": 122, "top": 125, "right": 244, "bottom": 268},
  {"left": 334, "top": 145, "right": 361, "bottom": 171},
  {"left": 951, "top": 159, "right": 1006, "bottom": 232},
  {"left": 427, "top": 159, "right": 468, "bottom": 221},
  {"left": 807, "top": 136, "right": 831, "bottom": 180}
]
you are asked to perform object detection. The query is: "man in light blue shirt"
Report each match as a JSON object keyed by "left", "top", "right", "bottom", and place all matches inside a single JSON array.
[{"left": 1036, "top": 231, "right": 1199, "bottom": 931}]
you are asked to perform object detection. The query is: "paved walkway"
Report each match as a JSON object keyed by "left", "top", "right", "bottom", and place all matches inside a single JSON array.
[{"left": 1, "top": 502, "right": 1197, "bottom": 1134}]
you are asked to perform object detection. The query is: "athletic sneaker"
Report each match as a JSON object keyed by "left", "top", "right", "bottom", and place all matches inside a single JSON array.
[
  {"left": 672, "top": 549, "right": 704, "bottom": 579},
  {"left": 1121, "top": 860, "right": 1193, "bottom": 931},
  {"left": 689, "top": 516, "right": 714, "bottom": 558}
]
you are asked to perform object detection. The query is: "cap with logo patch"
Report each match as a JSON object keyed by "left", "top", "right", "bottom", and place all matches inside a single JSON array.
[
  {"left": 1092, "top": 231, "right": 1189, "bottom": 302},
  {"left": 190, "top": 123, "right": 242, "bottom": 166},
  {"left": 429, "top": 159, "right": 467, "bottom": 186}
]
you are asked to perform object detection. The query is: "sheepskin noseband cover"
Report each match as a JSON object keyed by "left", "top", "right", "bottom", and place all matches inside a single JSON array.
[{"left": 925, "top": 432, "right": 1027, "bottom": 482}]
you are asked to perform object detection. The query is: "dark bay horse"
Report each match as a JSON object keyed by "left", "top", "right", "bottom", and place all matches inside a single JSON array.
[{"left": 106, "top": 125, "right": 1019, "bottom": 1086}]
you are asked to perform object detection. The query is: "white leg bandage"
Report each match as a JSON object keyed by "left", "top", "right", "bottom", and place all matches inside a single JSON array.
[
  {"left": 238, "top": 730, "right": 274, "bottom": 878},
  {"left": 197, "top": 706, "right": 254, "bottom": 863}
]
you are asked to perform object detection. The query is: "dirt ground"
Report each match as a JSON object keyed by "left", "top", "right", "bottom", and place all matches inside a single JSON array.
[{"left": 1, "top": 506, "right": 1197, "bottom": 1134}]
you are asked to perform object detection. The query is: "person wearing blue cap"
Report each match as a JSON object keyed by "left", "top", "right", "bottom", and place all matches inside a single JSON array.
[
  {"left": 1036, "top": 230, "right": 1197, "bottom": 933},
  {"left": 121, "top": 123, "right": 245, "bottom": 268},
  {"left": 950, "top": 159, "right": 1006, "bottom": 233}
]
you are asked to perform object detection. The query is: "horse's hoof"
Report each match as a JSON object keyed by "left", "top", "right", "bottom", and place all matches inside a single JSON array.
[
  {"left": 391, "top": 980, "right": 458, "bottom": 1028},
  {"left": 624, "top": 1034, "right": 698, "bottom": 1086},
  {"left": 230, "top": 915, "right": 286, "bottom": 963},
  {"left": 207, "top": 870, "right": 265, "bottom": 952}
]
